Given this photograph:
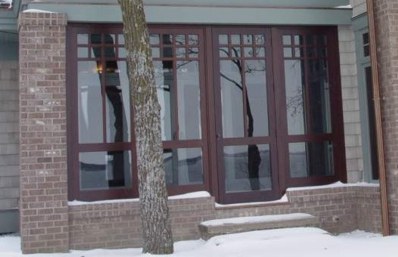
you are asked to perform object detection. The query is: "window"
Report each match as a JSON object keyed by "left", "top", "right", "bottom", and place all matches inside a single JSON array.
[{"left": 67, "top": 25, "right": 346, "bottom": 203}]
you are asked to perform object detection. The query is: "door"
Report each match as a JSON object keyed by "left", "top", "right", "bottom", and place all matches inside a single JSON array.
[{"left": 212, "top": 28, "right": 281, "bottom": 203}]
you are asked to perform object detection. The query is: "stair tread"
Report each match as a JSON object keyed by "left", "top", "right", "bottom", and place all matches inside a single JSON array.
[
  {"left": 201, "top": 213, "right": 315, "bottom": 227},
  {"left": 199, "top": 213, "right": 319, "bottom": 240}
]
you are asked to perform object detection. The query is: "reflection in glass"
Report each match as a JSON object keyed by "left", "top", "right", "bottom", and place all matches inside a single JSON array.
[
  {"left": 289, "top": 142, "right": 334, "bottom": 178},
  {"left": 154, "top": 61, "right": 173, "bottom": 141},
  {"left": 77, "top": 34, "right": 88, "bottom": 45},
  {"left": 245, "top": 60, "right": 268, "bottom": 137},
  {"left": 164, "top": 148, "right": 203, "bottom": 186},
  {"left": 308, "top": 59, "right": 331, "bottom": 134},
  {"left": 80, "top": 151, "right": 132, "bottom": 190},
  {"left": 78, "top": 61, "right": 103, "bottom": 143},
  {"left": 219, "top": 34, "right": 228, "bottom": 45},
  {"left": 177, "top": 61, "right": 201, "bottom": 140},
  {"left": 284, "top": 59, "right": 305, "bottom": 135},
  {"left": 224, "top": 144, "right": 271, "bottom": 193},
  {"left": 105, "top": 61, "right": 131, "bottom": 143},
  {"left": 220, "top": 60, "right": 244, "bottom": 138}
]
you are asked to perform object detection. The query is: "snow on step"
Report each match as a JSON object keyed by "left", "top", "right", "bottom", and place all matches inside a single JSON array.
[{"left": 199, "top": 213, "right": 319, "bottom": 240}]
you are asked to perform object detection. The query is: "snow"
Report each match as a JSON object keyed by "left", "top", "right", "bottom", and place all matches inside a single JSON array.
[
  {"left": 215, "top": 194, "right": 288, "bottom": 208},
  {"left": 22, "top": 9, "right": 55, "bottom": 13},
  {"left": 201, "top": 213, "right": 313, "bottom": 227},
  {"left": 1, "top": 228, "right": 398, "bottom": 257},
  {"left": 286, "top": 181, "right": 379, "bottom": 192},
  {"left": 168, "top": 191, "right": 211, "bottom": 200},
  {"left": 69, "top": 191, "right": 210, "bottom": 206}
]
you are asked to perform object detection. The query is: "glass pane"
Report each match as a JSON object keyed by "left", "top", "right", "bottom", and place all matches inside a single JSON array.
[
  {"left": 163, "top": 34, "right": 173, "bottom": 45},
  {"left": 164, "top": 148, "right": 203, "bottom": 186},
  {"left": 231, "top": 34, "right": 241, "bottom": 45},
  {"left": 283, "top": 35, "right": 292, "bottom": 45},
  {"left": 284, "top": 59, "right": 305, "bottom": 135},
  {"left": 105, "top": 61, "right": 131, "bottom": 143},
  {"left": 188, "top": 34, "right": 199, "bottom": 46},
  {"left": 220, "top": 60, "right": 244, "bottom": 138},
  {"left": 91, "top": 47, "right": 102, "bottom": 58},
  {"left": 77, "top": 34, "right": 88, "bottom": 45},
  {"left": 176, "top": 47, "right": 186, "bottom": 58},
  {"left": 80, "top": 151, "right": 132, "bottom": 190},
  {"left": 283, "top": 47, "right": 292, "bottom": 58},
  {"left": 154, "top": 61, "right": 173, "bottom": 141},
  {"left": 162, "top": 47, "right": 173, "bottom": 58},
  {"left": 78, "top": 61, "right": 103, "bottom": 143},
  {"left": 224, "top": 144, "right": 272, "bottom": 193},
  {"left": 90, "top": 34, "right": 102, "bottom": 44},
  {"left": 254, "top": 34, "right": 265, "bottom": 45},
  {"left": 245, "top": 60, "right": 268, "bottom": 137},
  {"left": 118, "top": 34, "right": 125, "bottom": 45},
  {"left": 362, "top": 33, "right": 369, "bottom": 44},
  {"left": 231, "top": 47, "right": 241, "bottom": 58},
  {"left": 119, "top": 47, "right": 127, "bottom": 58},
  {"left": 219, "top": 34, "right": 228, "bottom": 45},
  {"left": 177, "top": 61, "right": 201, "bottom": 140},
  {"left": 243, "top": 35, "right": 253, "bottom": 45},
  {"left": 294, "top": 35, "right": 303, "bottom": 45},
  {"left": 151, "top": 47, "right": 160, "bottom": 58},
  {"left": 188, "top": 48, "right": 199, "bottom": 58},
  {"left": 78, "top": 47, "right": 88, "bottom": 58},
  {"left": 289, "top": 142, "right": 334, "bottom": 178},
  {"left": 294, "top": 47, "right": 302, "bottom": 58},
  {"left": 244, "top": 47, "right": 254, "bottom": 57},
  {"left": 256, "top": 47, "right": 265, "bottom": 57},
  {"left": 219, "top": 47, "right": 229, "bottom": 58},
  {"left": 307, "top": 59, "right": 332, "bottom": 133},
  {"left": 150, "top": 34, "right": 160, "bottom": 45},
  {"left": 104, "top": 47, "right": 116, "bottom": 58},
  {"left": 175, "top": 34, "right": 186, "bottom": 45}
]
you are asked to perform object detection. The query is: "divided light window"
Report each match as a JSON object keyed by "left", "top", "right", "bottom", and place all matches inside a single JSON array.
[{"left": 67, "top": 24, "right": 346, "bottom": 203}]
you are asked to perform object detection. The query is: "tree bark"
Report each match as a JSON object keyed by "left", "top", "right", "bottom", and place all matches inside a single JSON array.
[{"left": 118, "top": 0, "right": 174, "bottom": 254}]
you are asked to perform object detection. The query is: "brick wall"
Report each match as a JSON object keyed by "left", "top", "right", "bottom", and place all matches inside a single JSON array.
[
  {"left": 338, "top": 25, "right": 364, "bottom": 183},
  {"left": 69, "top": 197, "right": 215, "bottom": 250},
  {"left": 373, "top": 0, "right": 398, "bottom": 234},
  {"left": 215, "top": 186, "right": 381, "bottom": 234},
  {"left": 67, "top": 185, "right": 381, "bottom": 250},
  {"left": 19, "top": 12, "right": 69, "bottom": 253},
  {"left": 0, "top": 59, "right": 20, "bottom": 233}
]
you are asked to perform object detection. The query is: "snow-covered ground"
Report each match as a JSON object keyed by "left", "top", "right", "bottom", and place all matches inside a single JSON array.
[{"left": 1, "top": 227, "right": 398, "bottom": 257}]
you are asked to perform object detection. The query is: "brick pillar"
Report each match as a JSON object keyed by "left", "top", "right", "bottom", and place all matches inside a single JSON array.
[
  {"left": 19, "top": 12, "right": 69, "bottom": 253},
  {"left": 373, "top": 0, "right": 398, "bottom": 234}
]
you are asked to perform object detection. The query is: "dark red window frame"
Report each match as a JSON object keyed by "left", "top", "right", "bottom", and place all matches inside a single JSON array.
[{"left": 66, "top": 24, "right": 346, "bottom": 203}]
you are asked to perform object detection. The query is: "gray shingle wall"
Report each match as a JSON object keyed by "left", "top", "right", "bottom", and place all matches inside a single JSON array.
[
  {"left": 338, "top": 25, "right": 364, "bottom": 183},
  {"left": 0, "top": 60, "right": 19, "bottom": 211}
]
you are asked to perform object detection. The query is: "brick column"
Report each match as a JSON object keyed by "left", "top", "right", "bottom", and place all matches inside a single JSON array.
[
  {"left": 373, "top": 0, "right": 398, "bottom": 234},
  {"left": 19, "top": 12, "right": 69, "bottom": 253}
]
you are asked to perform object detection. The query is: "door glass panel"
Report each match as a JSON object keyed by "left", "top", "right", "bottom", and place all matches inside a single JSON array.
[
  {"left": 105, "top": 61, "right": 131, "bottom": 142},
  {"left": 177, "top": 61, "right": 201, "bottom": 140},
  {"left": 289, "top": 142, "right": 334, "bottom": 178},
  {"left": 307, "top": 59, "right": 332, "bottom": 133},
  {"left": 154, "top": 61, "right": 173, "bottom": 141},
  {"left": 80, "top": 151, "right": 132, "bottom": 190},
  {"left": 164, "top": 148, "right": 203, "bottom": 186},
  {"left": 78, "top": 61, "right": 103, "bottom": 143},
  {"left": 224, "top": 144, "right": 271, "bottom": 193},
  {"left": 245, "top": 60, "right": 268, "bottom": 137},
  {"left": 284, "top": 59, "right": 306, "bottom": 135},
  {"left": 220, "top": 60, "right": 244, "bottom": 138}
]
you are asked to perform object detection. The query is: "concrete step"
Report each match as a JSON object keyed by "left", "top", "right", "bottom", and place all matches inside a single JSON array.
[{"left": 199, "top": 213, "right": 319, "bottom": 240}]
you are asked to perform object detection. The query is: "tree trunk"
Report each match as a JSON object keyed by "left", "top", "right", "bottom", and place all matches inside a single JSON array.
[{"left": 118, "top": 0, "right": 174, "bottom": 254}]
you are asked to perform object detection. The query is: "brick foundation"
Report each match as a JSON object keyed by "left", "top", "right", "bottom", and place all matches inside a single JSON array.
[
  {"left": 66, "top": 185, "right": 381, "bottom": 250},
  {"left": 19, "top": 12, "right": 69, "bottom": 253}
]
